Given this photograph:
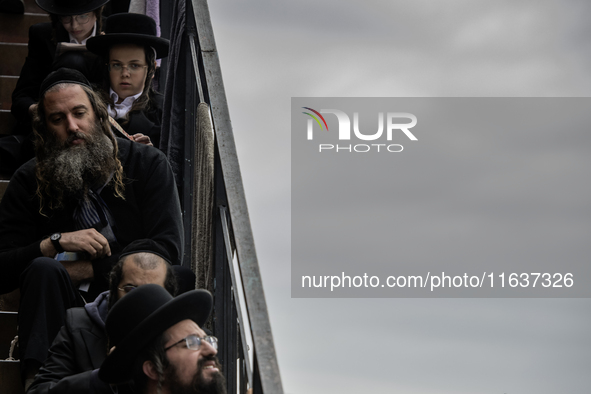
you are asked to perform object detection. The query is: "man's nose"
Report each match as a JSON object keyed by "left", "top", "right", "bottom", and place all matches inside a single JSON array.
[
  {"left": 200, "top": 339, "right": 217, "bottom": 357},
  {"left": 65, "top": 114, "right": 78, "bottom": 133}
]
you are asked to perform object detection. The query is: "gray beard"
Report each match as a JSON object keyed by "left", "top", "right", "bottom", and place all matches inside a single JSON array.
[{"left": 41, "top": 125, "right": 116, "bottom": 201}]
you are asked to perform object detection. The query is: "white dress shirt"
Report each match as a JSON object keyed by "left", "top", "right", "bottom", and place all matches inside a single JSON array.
[{"left": 108, "top": 88, "right": 143, "bottom": 119}]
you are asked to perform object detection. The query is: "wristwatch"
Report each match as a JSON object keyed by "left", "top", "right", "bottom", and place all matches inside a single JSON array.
[{"left": 50, "top": 233, "right": 65, "bottom": 253}]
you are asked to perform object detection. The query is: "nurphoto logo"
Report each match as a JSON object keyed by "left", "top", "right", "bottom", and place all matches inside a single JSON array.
[{"left": 301, "top": 107, "right": 418, "bottom": 153}]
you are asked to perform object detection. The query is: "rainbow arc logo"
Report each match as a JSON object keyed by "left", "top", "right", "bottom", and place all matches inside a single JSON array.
[{"left": 302, "top": 107, "right": 328, "bottom": 132}]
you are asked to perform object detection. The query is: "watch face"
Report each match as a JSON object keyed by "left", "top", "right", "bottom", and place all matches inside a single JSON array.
[{"left": 51, "top": 233, "right": 60, "bottom": 241}]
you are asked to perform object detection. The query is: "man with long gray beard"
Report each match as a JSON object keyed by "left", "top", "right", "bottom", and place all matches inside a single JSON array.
[{"left": 0, "top": 68, "right": 183, "bottom": 386}]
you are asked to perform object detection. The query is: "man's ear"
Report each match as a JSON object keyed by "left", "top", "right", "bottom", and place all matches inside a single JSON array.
[{"left": 143, "top": 360, "right": 159, "bottom": 381}]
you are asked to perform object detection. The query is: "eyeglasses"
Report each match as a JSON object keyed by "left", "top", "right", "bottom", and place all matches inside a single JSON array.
[
  {"left": 117, "top": 285, "right": 137, "bottom": 293},
  {"left": 108, "top": 63, "right": 148, "bottom": 74},
  {"left": 165, "top": 335, "right": 218, "bottom": 352},
  {"left": 59, "top": 13, "right": 92, "bottom": 25}
]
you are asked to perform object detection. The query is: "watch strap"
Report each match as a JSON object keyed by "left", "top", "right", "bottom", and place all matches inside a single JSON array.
[{"left": 50, "top": 233, "right": 65, "bottom": 253}]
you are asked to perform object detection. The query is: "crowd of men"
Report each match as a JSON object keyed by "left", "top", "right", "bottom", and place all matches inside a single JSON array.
[{"left": 0, "top": 66, "right": 228, "bottom": 393}]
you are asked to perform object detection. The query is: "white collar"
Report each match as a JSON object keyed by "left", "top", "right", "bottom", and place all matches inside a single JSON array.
[
  {"left": 108, "top": 88, "right": 144, "bottom": 119},
  {"left": 68, "top": 22, "right": 97, "bottom": 45}
]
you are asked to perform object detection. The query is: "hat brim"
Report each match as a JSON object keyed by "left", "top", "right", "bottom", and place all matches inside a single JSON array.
[
  {"left": 99, "top": 289, "right": 212, "bottom": 384},
  {"left": 87, "top": 34, "right": 169, "bottom": 59},
  {"left": 35, "top": 0, "right": 109, "bottom": 15}
]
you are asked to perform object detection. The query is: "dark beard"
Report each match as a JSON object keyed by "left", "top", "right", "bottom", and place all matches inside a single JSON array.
[
  {"left": 39, "top": 124, "right": 116, "bottom": 202},
  {"left": 164, "top": 355, "right": 227, "bottom": 394}
]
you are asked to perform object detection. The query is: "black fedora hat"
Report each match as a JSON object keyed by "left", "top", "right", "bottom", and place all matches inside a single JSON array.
[
  {"left": 35, "top": 0, "right": 108, "bottom": 16},
  {"left": 99, "top": 284, "right": 212, "bottom": 383},
  {"left": 86, "top": 13, "right": 169, "bottom": 59}
]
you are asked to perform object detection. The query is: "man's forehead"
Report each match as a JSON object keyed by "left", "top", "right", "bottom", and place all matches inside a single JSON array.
[
  {"left": 165, "top": 319, "right": 204, "bottom": 340},
  {"left": 122, "top": 252, "right": 166, "bottom": 269},
  {"left": 120, "top": 254, "right": 166, "bottom": 279},
  {"left": 43, "top": 84, "right": 92, "bottom": 111}
]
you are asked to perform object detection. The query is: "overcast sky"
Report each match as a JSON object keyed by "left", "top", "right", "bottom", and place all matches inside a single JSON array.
[{"left": 206, "top": 1, "right": 591, "bottom": 393}]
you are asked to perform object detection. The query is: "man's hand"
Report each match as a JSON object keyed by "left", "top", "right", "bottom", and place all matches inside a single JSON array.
[
  {"left": 41, "top": 229, "right": 111, "bottom": 259},
  {"left": 132, "top": 133, "right": 153, "bottom": 147}
]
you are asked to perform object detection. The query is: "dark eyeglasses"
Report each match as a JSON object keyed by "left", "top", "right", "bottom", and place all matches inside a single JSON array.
[
  {"left": 59, "top": 13, "right": 92, "bottom": 25},
  {"left": 108, "top": 63, "right": 148, "bottom": 74},
  {"left": 117, "top": 285, "right": 137, "bottom": 293},
  {"left": 165, "top": 335, "right": 218, "bottom": 352}
]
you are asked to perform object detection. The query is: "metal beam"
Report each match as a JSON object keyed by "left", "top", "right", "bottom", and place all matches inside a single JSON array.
[{"left": 190, "top": 1, "right": 284, "bottom": 393}]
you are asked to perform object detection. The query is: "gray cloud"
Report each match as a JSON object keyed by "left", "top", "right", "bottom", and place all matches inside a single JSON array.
[{"left": 208, "top": 0, "right": 591, "bottom": 392}]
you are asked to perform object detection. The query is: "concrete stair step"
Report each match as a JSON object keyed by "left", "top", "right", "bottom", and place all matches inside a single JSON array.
[
  {"left": 24, "top": 0, "right": 44, "bottom": 13},
  {"left": 0, "top": 13, "right": 49, "bottom": 44},
  {"left": 0, "top": 312, "right": 18, "bottom": 359},
  {"left": 0, "top": 75, "right": 18, "bottom": 110},
  {"left": 0, "top": 43, "right": 27, "bottom": 76},
  {"left": 0, "top": 360, "right": 24, "bottom": 394}
]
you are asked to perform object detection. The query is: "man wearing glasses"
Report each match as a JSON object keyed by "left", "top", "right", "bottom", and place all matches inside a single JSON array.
[
  {"left": 28, "top": 239, "right": 182, "bottom": 394},
  {"left": 99, "top": 284, "right": 227, "bottom": 394}
]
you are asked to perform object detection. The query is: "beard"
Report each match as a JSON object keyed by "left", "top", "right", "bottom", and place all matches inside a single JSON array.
[
  {"left": 39, "top": 123, "right": 116, "bottom": 202},
  {"left": 164, "top": 354, "right": 227, "bottom": 394}
]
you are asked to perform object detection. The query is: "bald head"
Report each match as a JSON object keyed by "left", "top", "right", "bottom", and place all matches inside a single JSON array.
[{"left": 108, "top": 252, "right": 177, "bottom": 310}]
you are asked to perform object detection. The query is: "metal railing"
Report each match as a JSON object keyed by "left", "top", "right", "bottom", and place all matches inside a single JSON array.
[{"left": 185, "top": 0, "right": 284, "bottom": 392}]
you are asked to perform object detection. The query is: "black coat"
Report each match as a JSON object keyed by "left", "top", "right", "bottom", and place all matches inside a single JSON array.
[
  {"left": 0, "top": 138, "right": 184, "bottom": 296},
  {"left": 113, "top": 93, "right": 164, "bottom": 149},
  {"left": 27, "top": 292, "right": 134, "bottom": 394}
]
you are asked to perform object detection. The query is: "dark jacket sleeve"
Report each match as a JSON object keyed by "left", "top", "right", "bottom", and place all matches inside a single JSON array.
[
  {"left": 120, "top": 94, "right": 164, "bottom": 148},
  {"left": 0, "top": 161, "right": 45, "bottom": 293},
  {"left": 11, "top": 23, "right": 55, "bottom": 124},
  {"left": 26, "top": 309, "right": 113, "bottom": 394},
  {"left": 115, "top": 140, "right": 184, "bottom": 265},
  {"left": 137, "top": 146, "right": 183, "bottom": 265}
]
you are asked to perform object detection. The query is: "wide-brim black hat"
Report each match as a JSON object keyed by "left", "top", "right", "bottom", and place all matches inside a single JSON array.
[
  {"left": 99, "top": 284, "right": 212, "bottom": 384},
  {"left": 35, "top": 0, "right": 108, "bottom": 16},
  {"left": 86, "top": 13, "right": 169, "bottom": 59}
]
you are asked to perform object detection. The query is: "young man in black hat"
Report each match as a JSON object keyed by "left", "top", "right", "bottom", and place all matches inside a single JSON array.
[
  {"left": 87, "top": 13, "right": 170, "bottom": 148},
  {"left": 27, "top": 239, "right": 180, "bottom": 394},
  {"left": 12, "top": 0, "right": 109, "bottom": 125},
  {"left": 0, "top": 68, "right": 183, "bottom": 385},
  {"left": 99, "top": 284, "right": 227, "bottom": 394}
]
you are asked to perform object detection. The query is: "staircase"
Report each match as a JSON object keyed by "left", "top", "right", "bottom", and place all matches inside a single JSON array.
[
  {"left": 0, "top": 179, "right": 23, "bottom": 394},
  {"left": 0, "top": 0, "right": 47, "bottom": 180},
  {"left": 0, "top": 1, "right": 284, "bottom": 392},
  {"left": 1, "top": 1, "right": 47, "bottom": 391}
]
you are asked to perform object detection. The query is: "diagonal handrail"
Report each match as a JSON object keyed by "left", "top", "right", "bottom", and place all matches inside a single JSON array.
[{"left": 189, "top": 1, "right": 284, "bottom": 393}]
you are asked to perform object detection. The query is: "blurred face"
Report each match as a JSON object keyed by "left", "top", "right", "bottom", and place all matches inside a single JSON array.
[
  {"left": 108, "top": 44, "right": 149, "bottom": 102},
  {"left": 60, "top": 12, "right": 96, "bottom": 43},
  {"left": 116, "top": 254, "right": 167, "bottom": 300},
  {"left": 43, "top": 84, "right": 96, "bottom": 146}
]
